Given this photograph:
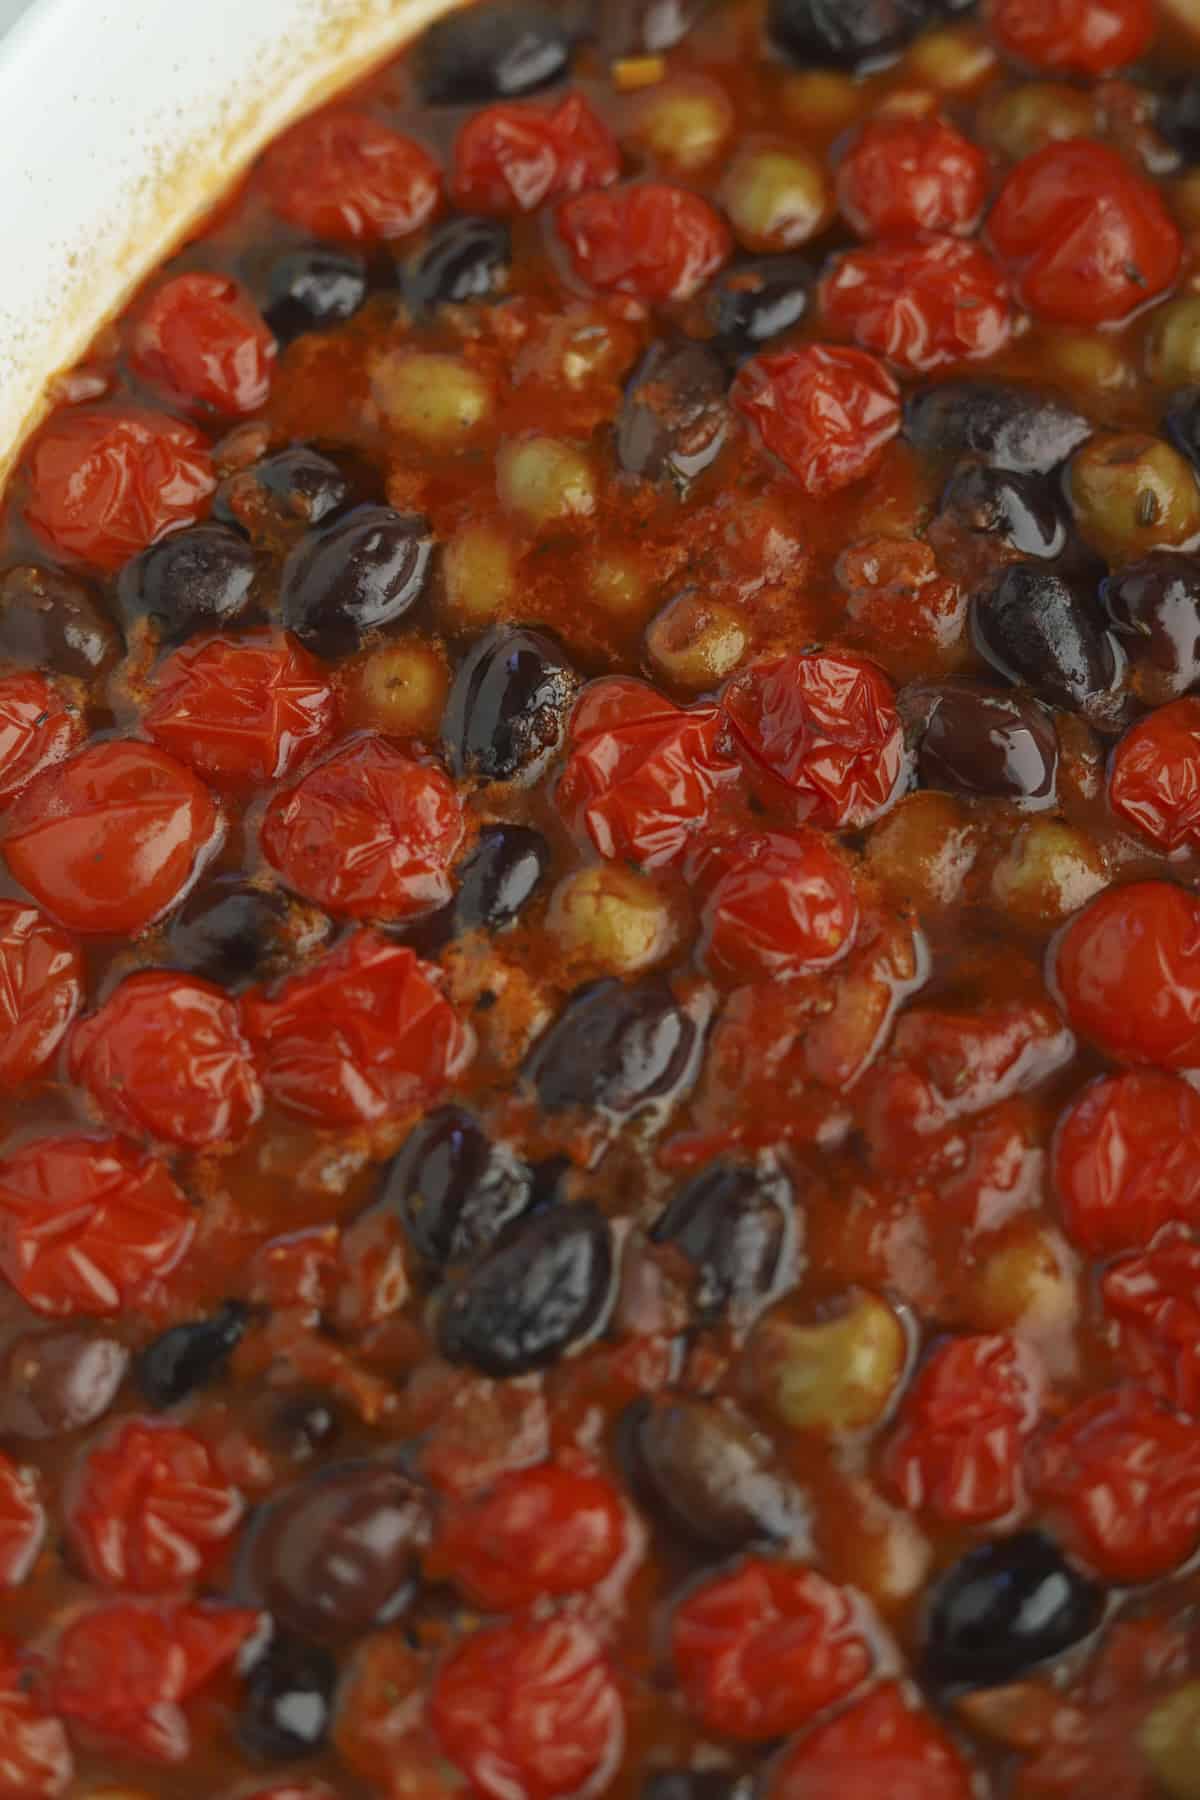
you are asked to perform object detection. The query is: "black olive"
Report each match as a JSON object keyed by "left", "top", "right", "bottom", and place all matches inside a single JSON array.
[
  {"left": 524, "top": 979, "right": 700, "bottom": 1118},
  {"left": 117, "top": 524, "right": 259, "bottom": 642},
  {"left": 368, "top": 1105, "right": 534, "bottom": 1265},
  {"left": 0, "top": 1330, "right": 128, "bottom": 1440},
  {"left": 238, "top": 1462, "right": 429, "bottom": 1641},
  {"left": 653, "top": 1161, "right": 795, "bottom": 1324},
  {"left": 442, "top": 625, "right": 578, "bottom": 783},
  {"left": 904, "top": 382, "right": 1091, "bottom": 476},
  {"left": 0, "top": 564, "right": 122, "bottom": 677},
  {"left": 616, "top": 342, "right": 730, "bottom": 489},
  {"left": 767, "top": 0, "right": 933, "bottom": 67},
  {"left": 403, "top": 216, "right": 512, "bottom": 315},
  {"left": 165, "top": 878, "right": 294, "bottom": 987},
  {"left": 1159, "top": 80, "right": 1200, "bottom": 163},
  {"left": 921, "top": 1533, "right": 1105, "bottom": 1692},
  {"left": 135, "top": 1301, "right": 251, "bottom": 1410},
  {"left": 706, "top": 256, "right": 813, "bottom": 362},
  {"left": 280, "top": 504, "right": 434, "bottom": 658},
  {"left": 214, "top": 447, "right": 350, "bottom": 533},
  {"left": 409, "top": 823, "right": 551, "bottom": 953},
  {"left": 913, "top": 683, "right": 1059, "bottom": 808},
  {"left": 971, "top": 563, "right": 1126, "bottom": 728},
  {"left": 1102, "top": 550, "right": 1200, "bottom": 706},
  {"left": 623, "top": 1397, "right": 806, "bottom": 1550},
  {"left": 262, "top": 245, "right": 369, "bottom": 344},
  {"left": 414, "top": 1, "right": 575, "bottom": 103},
  {"left": 265, "top": 1390, "right": 345, "bottom": 1464},
  {"left": 239, "top": 1630, "right": 337, "bottom": 1761},
  {"left": 1164, "top": 385, "right": 1200, "bottom": 472},
  {"left": 590, "top": 0, "right": 710, "bottom": 54},
  {"left": 938, "top": 463, "right": 1068, "bottom": 561},
  {"left": 643, "top": 1772, "right": 751, "bottom": 1800},
  {"left": 438, "top": 1202, "right": 613, "bottom": 1376}
]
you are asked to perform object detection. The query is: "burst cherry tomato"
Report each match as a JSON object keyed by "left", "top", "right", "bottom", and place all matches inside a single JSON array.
[
  {"left": 431, "top": 1617, "right": 624, "bottom": 1800},
  {"left": 0, "top": 1459, "right": 43, "bottom": 1588},
  {"left": 145, "top": 630, "right": 337, "bottom": 790},
  {"left": 0, "top": 1642, "right": 71, "bottom": 1800},
  {"left": 69, "top": 971, "right": 262, "bottom": 1150},
  {"left": 4, "top": 741, "right": 219, "bottom": 936},
  {"left": 260, "top": 110, "right": 441, "bottom": 243},
  {"left": 702, "top": 830, "right": 860, "bottom": 983},
  {"left": 1053, "top": 880, "right": 1200, "bottom": 1068},
  {"left": 454, "top": 94, "right": 620, "bottom": 214},
  {"left": 557, "top": 183, "right": 732, "bottom": 303},
  {"left": 770, "top": 1683, "right": 976, "bottom": 1800},
  {"left": 262, "top": 736, "right": 462, "bottom": 921},
  {"left": 882, "top": 1335, "right": 1041, "bottom": 1525},
  {"left": 0, "top": 903, "right": 82, "bottom": 1088},
  {"left": 129, "top": 274, "right": 276, "bottom": 416},
  {"left": 23, "top": 406, "right": 215, "bottom": 573},
  {"left": 0, "top": 673, "right": 82, "bottom": 805},
  {"left": 836, "top": 116, "right": 990, "bottom": 238},
  {"left": 990, "top": 0, "right": 1155, "bottom": 76},
  {"left": 1108, "top": 697, "right": 1200, "bottom": 851},
  {"left": 0, "top": 1133, "right": 194, "bottom": 1318},
  {"left": 989, "top": 140, "right": 1181, "bottom": 325},
  {"left": 243, "top": 929, "right": 472, "bottom": 1127},
  {"left": 732, "top": 345, "right": 901, "bottom": 497},
  {"left": 820, "top": 236, "right": 1013, "bottom": 372},
  {"left": 428, "top": 1463, "right": 626, "bottom": 1611},
  {"left": 725, "top": 651, "right": 905, "bottom": 830},
  {"left": 671, "top": 1559, "right": 873, "bottom": 1742},
  {"left": 1102, "top": 1236, "right": 1200, "bottom": 1416},
  {"left": 557, "top": 677, "right": 740, "bottom": 868},
  {"left": 1054, "top": 1071, "right": 1200, "bottom": 1253}
]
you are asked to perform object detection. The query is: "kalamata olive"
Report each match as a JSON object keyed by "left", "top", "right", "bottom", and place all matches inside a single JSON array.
[
  {"left": 524, "top": 979, "right": 700, "bottom": 1118},
  {"left": 442, "top": 625, "right": 578, "bottom": 783},
  {"left": 706, "top": 256, "right": 813, "bottom": 361},
  {"left": 214, "top": 446, "right": 350, "bottom": 533},
  {"left": 921, "top": 1533, "right": 1104, "bottom": 1691},
  {"left": 971, "top": 563, "right": 1126, "bottom": 729},
  {"left": 616, "top": 342, "right": 729, "bottom": 490},
  {"left": 0, "top": 1329, "right": 128, "bottom": 1440},
  {"left": 1159, "top": 80, "right": 1200, "bottom": 163},
  {"left": 403, "top": 216, "right": 512, "bottom": 315},
  {"left": 623, "top": 1397, "right": 806, "bottom": 1550},
  {"left": 643, "top": 1772, "right": 751, "bottom": 1800},
  {"left": 239, "top": 1629, "right": 336, "bottom": 1761},
  {"left": 368, "top": 1105, "right": 534, "bottom": 1265},
  {"left": 165, "top": 877, "right": 294, "bottom": 987},
  {"left": 438, "top": 1202, "right": 613, "bottom": 1376},
  {"left": 1102, "top": 551, "right": 1200, "bottom": 706},
  {"left": 938, "top": 464, "right": 1068, "bottom": 561},
  {"left": 117, "top": 524, "right": 259, "bottom": 641},
  {"left": 914, "top": 683, "right": 1059, "bottom": 808},
  {"left": 265, "top": 1390, "right": 345, "bottom": 1464},
  {"left": 280, "top": 504, "right": 434, "bottom": 657},
  {"left": 414, "top": 1, "right": 575, "bottom": 103},
  {"left": 407, "top": 824, "right": 552, "bottom": 954},
  {"left": 239, "top": 1462, "right": 429, "bottom": 1641},
  {"left": 1164, "top": 385, "right": 1200, "bottom": 473},
  {"left": 767, "top": 0, "right": 934, "bottom": 67},
  {"left": 262, "top": 245, "right": 368, "bottom": 343},
  {"left": 0, "top": 563, "right": 122, "bottom": 677},
  {"left": 904, "top": 382, "right": 1091, "bottom": 475},
  {"left": 134, "top": 1302, "right": 250, "bottom": 1410},
  {"left": 652, "top": 1161, "right": 795, "bottom": 1324},
  {"left": 592, "top": 0, "right": 710, "bottom": 54}
]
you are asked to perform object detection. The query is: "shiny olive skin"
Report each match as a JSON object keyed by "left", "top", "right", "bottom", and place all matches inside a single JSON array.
[
  {"left": 0, "top": 563, "right": 122, "bottom": 677},
  {"left": 262, "top": 246, "right": 368, "bottom": 344},
  {"left": 767, "top": 0, "right": 935, "bottom": 66},
  {"left": 442, "top": 626, "right": 578, "bottom": 783},
  {"left": 0, "top": 1330, "right": 128, "bottom": 1440},
  {"left": 135, "top": 1302, "right": 251, "bottom": 1410},
  {"left": 165, "top": 878, "right": 294, "bottom": 987},
  {"left": 653, "top": 1161, "right": 795, "bottom": 1324},
  {"left": 280, "top": 505, "right": 434, "bottom": 657},
  {"left": 938, "top": 464, "right": 1068, "bottom": 561},
  {"left": 1102, "top": 551, "right": 1200, "bottom": 706},
  {"left": 971, "top": 563, "right": 1126, "bottom": 729},
  {"left": 524, "top": 979, "right": 700, "bottom": 1117},
  {"left": 590, "top": 0, "right": 710, "bottom": 54},
  {"left": 403, "top": 216, "right": 512, "bottom": 315},
  {"left": 1159, "top": 80, "right": 1200, "bottom": 162},
  {"left": 369, "top": 1105, "right": 535, "bottom": 1265},
  {"left": 215, "top": 446, "right": 350, "bottom": 533},
  {"left": 623, "top": 1397, "right": 806, "bottom": 1550},
  {"left": 913, "top": 683, "right": 1059, "bottom": 808},
  {"left": 642, "top": 1773, "right": 751, "bottom": 1800},
  {"left": 922, "top": 1533, "right": 1104, "bottom": 1692},
  {"left": 437, "top": 1202, "right": 613, "bottom": 1376},
  {"left": 414, "top": 1, "right": 575, "bottom": 103},
  {"left": 408, "top": 824, "right": 551, "bottom": 955},
  {"left": 706, "top": 256, "right": 813, "bottom": 362},
  {"left": 905, "top": 382, "right": 1091, "bottom": 476},
  {"left": 264, "top": 1390, "right": 345, "bottom": 1465},
  {"left": 238, "top": 1630, "right": 337, "bottom": 1761},
  {"left": 617, "top": 342, "right": 729, "bottom": 489},
  {"left": 117, "top": 525, "right": 259, "bottom": 641},
  {"left": 1164, "top": 386, "right": 1200, "bottom": 474}
]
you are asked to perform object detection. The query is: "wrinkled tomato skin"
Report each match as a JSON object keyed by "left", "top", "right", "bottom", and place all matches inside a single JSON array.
[
  {"left": 701, "top": 830, "right": 860, "bottom": 984},
  {"left": 129, "top": 273, "right": 276, "bottom": 416},
  {"left": 1053, "top": 1070, "right": 1200, "bottom": 1254},
  {"left": 1108, "top": 697, "right": 1200, "bottom": 851},
  {"left": 0, "top": 902, "right": 83, "bottom": 1088},
  {"left": 454, "top": 94, "right": 620, "bottom": 214},
  {"left": 260, "top": 110, "right": 442, "bottom": 242},
  {"left": 428, "top": 1463, "right": 626, "bottom": 1611},
  {"left": 0, "top": 1643, "right": 72, "bottom": 1800},
  {"left": 770, "top": 1683, "right": 976, "bottom": 1800},
  {"left": 990, "top": 0, "right": 1155, "bottom": 76},
  {"left": 1052, "top": 880, "right": 1200, "bottom": 1068},
  {"left": 0, "top": 1458, "right": 44, "bottom": 1588},
  {"left": 0, "top": 674, "right": 83, "bottom": 805},
  {"left": 1102, "top": 1235, "right": 1200, "bottom": 1416},
  {"left": 557, "top": 183, "right": 732, "bottom": 302},
  {"left": 820, "top": 236, "right": 1013, "bottom": 373},
  {"left": 836, "top": 116, "right": 990, "bottom": 238},
  {"left": 732, "top": 345, "right": 901, "bottom": 497}
]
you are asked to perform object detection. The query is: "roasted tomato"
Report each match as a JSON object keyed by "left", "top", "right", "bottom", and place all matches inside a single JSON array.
[
  {"left": 732, "top": 345, "right": 901, "bottom": 497},
  {"left": 0, "top": 1642, "right": 72, "bottom": 1800},
  {"left": 770, "top": 1684, "right": 976, "bottom": 1800},
  {"left": 0, "top": 673, "right": 83, "bottom": 805},
  {"left": 990, "top": 0, "right": 1155, "bottom": 76},
  {"left": 427, "top": 1462, "right": 626, "bottom": 1611},
  {"left": 0, "top": 902, "right": 83, "bottom": 1088},
  {"left": 557, "top": 183, "right": 732, "bottom": 302},
  {"left": 1053, "top": 881, "right": 1200, "bottom": 1068},
  {"left": 1102, "top": 1235, "right": 1200, "bottom": 1417},
  {"left": 1108, "top": 697, "right": 1200, "bottom": 852},
  {"left": 454, "top": 94, "right": 620, "bottom": 213},
  {"left": 1054, "top": 1071, "right": 1200, "bottom": 1253},
  {"left": 0, "top": 1460, "right": 43, "bottom": 1588},
  {"left": 836, "top": 115, "right": 990, "bottom": 238},
  {"left": 260, "top": 110, "right": 442, "bottom": 242},
  {"left": 700, "top": 830, "right": 860, "bottom": 983},
  {"left": 820, "top": 236, "right": 1013, "bottom": 373},
  {"left": 129, "top": 273, "right": 276, "bottom": 415}
]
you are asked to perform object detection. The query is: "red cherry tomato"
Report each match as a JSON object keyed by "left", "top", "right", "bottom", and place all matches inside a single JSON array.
[
  {"left": 50, "top": 1601, "right": 259, "bottom": 1764},
  {"left": 129, "top": 274, "right": 276, "bottom": 416},
  {"left": 1102, "top": 1235, "right": 1200, "bottom": 1416},
  {"left": 0, "top": 1457, "right": 43, "bottom": 1587},
  {"left": 262, "top": 736, "right": 462, "bottom": 921},
  {"left": 732, "top": 345, "right": 901, "bottom": 497},
  {"left": 671, "top": 1558, "right": 873, "bottom": 1742},
  {"left": 0, "top": 673, "right": 83, "bottom": 805},
  {"left": 431, "top": 1617, "right": 624, "bottom": 1800},
  {"left": 557, "top": 183, "right": 732, "bottom": 302},
  {"left": 557, "top": 677, "right": 740, "bottom": 868},
  {"left": 69, "top": 971, "right": 262, "bottom": 1150},
  {"left": 1032, "top": 1388, "right": 1200, "bottom": 1582},
  {"left": 4, "top": 741, "right": 220, "bottom": 936},
  {"left": 820, "top": 236, "right": 1013, "bottom": 372},
  {"left": 260, "top": 110, "right": 442, "bottom": 243},
  {"left": 0, "top": 902, "right": 83, "bottom": 1088},
  {"left": 1053, "top": 1071, "right": 1200, "bottom": 1253},
  {"left": 702, "top": 830, "right": 860, "bottom": 983},
  {"left": 23, "top": 406, "right": 214, "bottom": 573},
  {"left": 1108, "top": 697, "right": 1200, "bottom": 851},
  {"left": 243, "top": 929, "right": 472, "bottom": 1127},
  {"left": 990, "top": 0, "right": 1155, "bottom": 76},
  {"left": 724, "top": 651, "right": 905, "bottom": 830},
  {"left": 0, "top": 1133, "right": 194, "bottom": 1318},
  {"left": 454, "top": 94, "right": 620, "bottom": 214},
  {"left": 0, "top": 1643, "right": 72, "bottom": 1800},
  {"left": 836, "top": 115, "right": 990, "bottom": 238},
  {"left": 989, "top": 141, "right": 1181, "bottom": 325},
  {"left": 770, "top": 1683, "right": 976, "bottom": 1800},
  {"left": 144, "top": 630, "right": 337, "bottom": 790},
  {"left": 428, "top": 1463, "right": 626, "bottom": 1611},
  {"left": 882, "top": 1335, "right": 1041, "bottom": 1525},
  {"left": 1053, "top": 880, "right": 1200, "bottom": 1067}
]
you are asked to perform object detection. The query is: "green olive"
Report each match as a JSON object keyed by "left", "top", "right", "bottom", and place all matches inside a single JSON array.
[
  {"left": 645, "top": 593, "right": 748, "bottom": 693},
  {"left": 548, "top": 865, "right": 677, "bottom": 974},
  {"left": 1050, "top": 330, "right": 1133, "bottom": 394},
  {"left": 750, "top": 1291, "right": 909, "bottom": 1435},
  {"left": 590, "top": 551, "right": 649, "bottom": 618},
  {"left": 904, "top": 26, "right": 998, "bottom": 91},
  {"left": 1142, "top": 1682, "right": 1200, "bottom": 1800},
  {"left": 1067, "top": 432, "right": 1200, "bottom": 564},
  {"left": 345, "top": 641, "right": 449, "bottom": 739},
  {"left": 1146, "top": 296, "right": 1200, "bottom": 387},
  {"left": 980, "top": 83, "right": 1096, "bottom": 161},
  {"left": 990, "top": 819, "right": 1109, "bottom": 929},
  {"left": 779, "top": 70, "right": 861, "bottom": 134},
  {"left": 372, "top": 350, "right": 494, "bottom": 447},
  {"left": 440, "top": 522, "right": 517, "bottom": 629},
  {"left": 970, "top": 1225, "right": 1080, "bottom": 1338},
  {"left": 630, "top": 76, "right": 734, "bottom": 172},
  {"left": 497, "top": 435, "right": 597, "bottom": 527},
  {"left": 866, "top": 792, "right": 978, "bottom": 913},
  {"left": 720, "top": 142, "right": 833, "bottom": 252}
]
